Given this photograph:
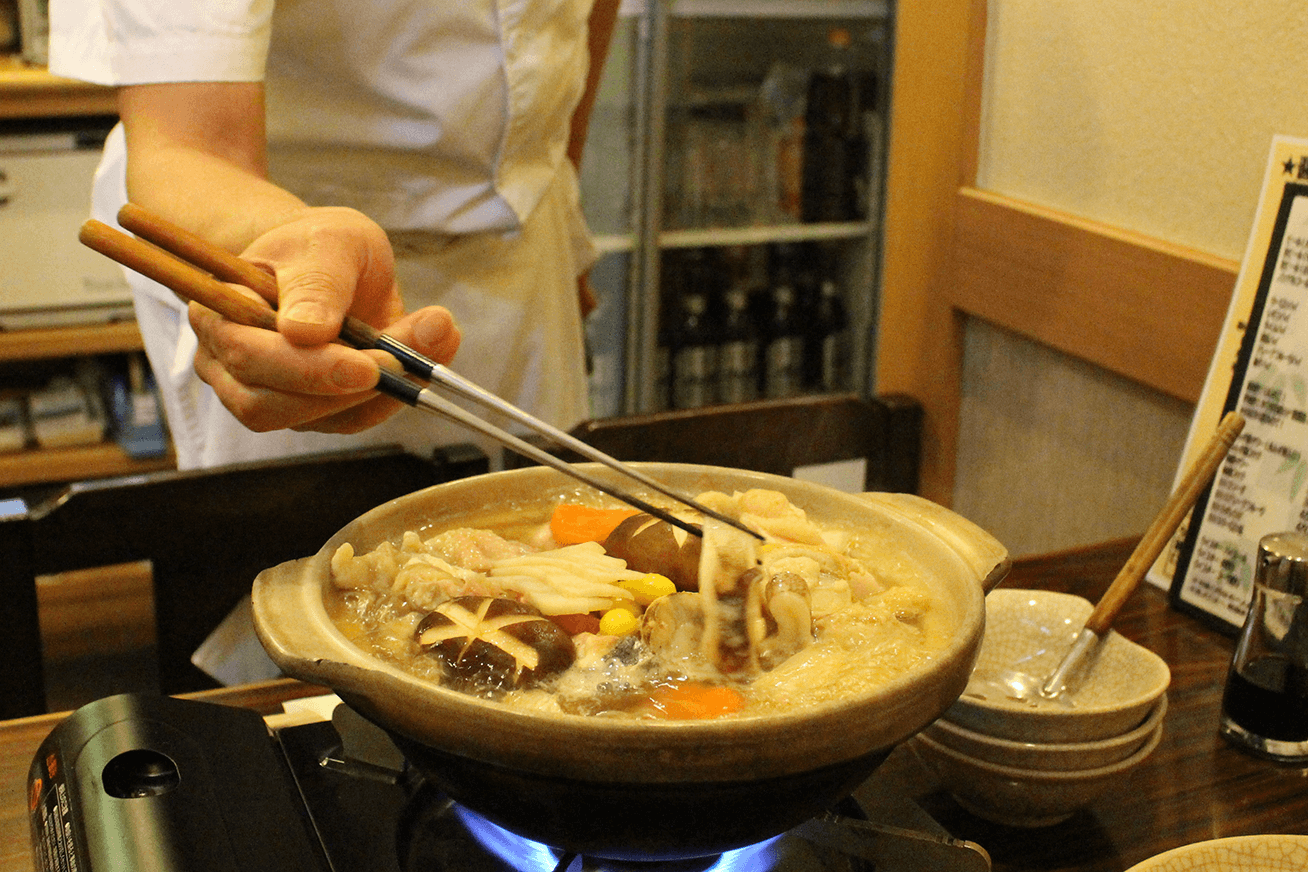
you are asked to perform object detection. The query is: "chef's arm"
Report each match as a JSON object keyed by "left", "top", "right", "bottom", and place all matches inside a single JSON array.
[
  {"left": 567, "top": 0, "right": 621, "bottom": 318},
  {"left": 117, "top": 82, "right": 299, "bottom": 254},
  {"left": 568, "top": 0, "right": 621, "bottom": 169},
  {"left": 114, "top": 81, "right": 460, "bottom": 434}
]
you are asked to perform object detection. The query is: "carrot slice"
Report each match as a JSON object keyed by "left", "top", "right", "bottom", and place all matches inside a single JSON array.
[
  {"left": 550, "top": 504, "right": 640, "bottom": 546},
  {"left": 646, "top": 683, "right": 747, "bottom": 720}
]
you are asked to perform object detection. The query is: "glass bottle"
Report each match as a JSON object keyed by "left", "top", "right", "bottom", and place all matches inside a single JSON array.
[
  {"left": 1219, "top": 531, "right": 1308, "bottom": 762},
  {"left": 717, "top": 286, "right": 759, "bottom": 405},
  {"left": 762, "top": 277, "right": 804, "bottom": 400},
  {"left": 806, "top": 277, "right": 850, "bottom": 392},
  {"left": 801, "top": 27, "right": 859, "bottom": 223},
  {"left": 670, "top": 290, "right": 718, "bottom": 410}
]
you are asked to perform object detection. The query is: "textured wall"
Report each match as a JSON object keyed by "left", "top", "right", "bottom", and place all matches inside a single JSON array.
[
  {"left": 979, "top": 0, "right": 1308, "bottom": 259},
  {"left": 954, "top": 1, "right": 1308, "bottom": 556}
]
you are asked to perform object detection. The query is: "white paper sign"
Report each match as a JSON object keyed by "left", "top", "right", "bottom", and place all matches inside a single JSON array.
[{"left": 1154, "top": 135, "right": 1308, "bottom": 631}]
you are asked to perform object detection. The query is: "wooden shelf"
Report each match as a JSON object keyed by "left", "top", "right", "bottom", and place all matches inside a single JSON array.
[
  {"left": 0, "top": 56, "right": 116, "bottom": 120},
  {"left": 0, "top": 321, "right": 144, "bottom": 361},
  {"left": 0, "top": 322, "right": 172, "bottom": 488},
  {"left": 0, "top": 442, "right": 174, "bottom": 489}
]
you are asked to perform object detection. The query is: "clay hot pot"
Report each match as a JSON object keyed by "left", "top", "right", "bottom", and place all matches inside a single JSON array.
[{"left": 252, "top": 463, "right": 1008, "bottom": 861}]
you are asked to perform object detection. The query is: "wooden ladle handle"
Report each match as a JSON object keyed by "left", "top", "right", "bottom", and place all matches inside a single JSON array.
[{"left": 1084, "top": 410, "right": 1245, "bottom": 635}]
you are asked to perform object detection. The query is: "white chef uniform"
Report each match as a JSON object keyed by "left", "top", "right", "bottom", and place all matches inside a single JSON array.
[
  {"left": 48, "top": 0, "right": 595, "bottom": 470},
  {"left": 49, "top": 0, "right": 598, "bottom": 685}
]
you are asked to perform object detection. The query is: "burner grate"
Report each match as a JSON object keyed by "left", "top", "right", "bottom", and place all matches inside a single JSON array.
[{"left": 274, "top": 711, "right": 989, "bottom": 872}]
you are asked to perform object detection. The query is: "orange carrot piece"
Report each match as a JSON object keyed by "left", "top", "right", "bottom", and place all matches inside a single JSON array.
[
  {"left": 646, "top": 683, "right": 747, "bottom": 720},
  {"left": 550, "top": 504, "right": 640, "bottom": 545}
]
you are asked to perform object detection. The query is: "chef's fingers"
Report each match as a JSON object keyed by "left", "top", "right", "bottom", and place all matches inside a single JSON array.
[
  {"left": 192, "top": 349, "right": 396, "bottom": 434},
  {"left": 276, "top": 308, "right": 461, "bottom": 434},
  {"left": 289, "top": 394, "right": 408, "bottom": 434},
  {"left": 380, "top": 305, "right": 463, "bottom": 366},
  {"left": 190, "top": 302, "right": 397, "bottom": 432},
  {"left": 192, "top": 341, "right": 406, "bottom": 434},
  {"left": 191, "top": 301, "right": 388, "bottom": 395}
]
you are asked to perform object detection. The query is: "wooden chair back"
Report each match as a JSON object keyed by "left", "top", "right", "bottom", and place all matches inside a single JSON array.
[
  {"left": 0, "top": 444, "right": 487, "bottom": 719},
  {"left": 514, "top": 393, "right": 922, "bottom": 494}
]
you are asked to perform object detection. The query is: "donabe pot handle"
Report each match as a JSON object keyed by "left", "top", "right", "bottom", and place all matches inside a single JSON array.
[
  {"left": 252, "top": 556, "right": 338, "bottom": 668},
  {"left": 251, "top": 558, "right": 432, "bottom": 703},
  {"left": 858, "top": 492, "right": 1011, "bottom": 593}
]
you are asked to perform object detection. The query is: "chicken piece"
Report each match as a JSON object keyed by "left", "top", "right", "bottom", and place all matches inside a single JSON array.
[
  {"left": 331, "top": 541, "right": 401, "bottom": 592},
  {"left": 737, "top": 489, "right": 827, "bottom": 545},
  {"left": 422, "top": 528, "right": 535, "bottom": 572}
]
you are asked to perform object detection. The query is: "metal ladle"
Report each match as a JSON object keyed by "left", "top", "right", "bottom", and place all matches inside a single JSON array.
[{"left": 981, "top": 410, "right": 1245, "bottom": 704}]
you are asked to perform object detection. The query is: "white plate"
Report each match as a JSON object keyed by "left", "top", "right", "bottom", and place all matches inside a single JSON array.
[{"left": 1125, "top": 835, "right": 1308, "bottom": 872}]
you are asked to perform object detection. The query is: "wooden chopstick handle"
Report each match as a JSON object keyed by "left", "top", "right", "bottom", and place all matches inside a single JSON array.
[
  {"left": 81, "top": 215, "right": 427, "bottom": 416},
  {"left": 116, "top": 203, "right": 280, "bottom": 302},
  {"left": 114, "top": 204, "right": 406, "bottom": 370},
  {"left": 79, "top": 218, "right": 277, "bottom": 332},
  {"left": 1083, "top": 410, "right": 1246, "bottom": 635}
]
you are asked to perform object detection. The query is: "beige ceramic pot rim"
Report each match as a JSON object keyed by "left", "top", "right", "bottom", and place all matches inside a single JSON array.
[{"left": 253, "top": 463, "right": 1008, "bottom": 784}]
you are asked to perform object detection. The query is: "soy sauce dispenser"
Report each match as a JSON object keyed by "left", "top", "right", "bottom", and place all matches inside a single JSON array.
[{"left": 1219, "top": 531, "right": 1308, "bottom": 762}]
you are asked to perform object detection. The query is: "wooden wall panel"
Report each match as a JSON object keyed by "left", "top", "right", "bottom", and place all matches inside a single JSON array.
[
  {"left": 876, "top": 0, "right": 981, "bottom": 505},
  {"left": 880, "top": 0, "right": 1242, "bottom": 504},
  {"left": 950, "top": 188, "right": 1239, "bottom": 404}
]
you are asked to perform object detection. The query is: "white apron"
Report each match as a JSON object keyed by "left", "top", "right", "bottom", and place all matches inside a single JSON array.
[{"left": 51, "top": 0, "right": 596, "bottom": 469}]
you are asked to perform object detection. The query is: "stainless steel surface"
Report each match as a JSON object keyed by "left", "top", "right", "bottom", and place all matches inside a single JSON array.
[
  {"left": 370, "top": 332, "right": 762, "bottom": 539},
  {"left": 85, "top": 209, "right": 763, "bottom": 541},
  {"left": 1255, "top": 531, "right": 1308, "bottom": 596},
  {"left": 793, "top": 812, "right": 991, "bottom": 872},
  {"left": 624, "top": 0, "right": 670, "bottom": 416}
]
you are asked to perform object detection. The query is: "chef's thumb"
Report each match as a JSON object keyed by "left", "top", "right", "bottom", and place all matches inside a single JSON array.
[{"left": 276, "top": 270, "right": 352, "bottom": 346}]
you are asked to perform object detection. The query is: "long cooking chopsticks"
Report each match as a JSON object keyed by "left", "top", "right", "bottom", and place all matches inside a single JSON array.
[{"left": 80, "top": 205, "right": 764, "bottom": 541}]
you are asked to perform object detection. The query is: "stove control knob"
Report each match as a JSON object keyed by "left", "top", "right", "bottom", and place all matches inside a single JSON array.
[{"left": 101, "top": 749, "right": 181, "bottom": 798}]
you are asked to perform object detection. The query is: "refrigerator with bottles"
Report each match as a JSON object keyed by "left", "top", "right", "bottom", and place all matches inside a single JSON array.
[{"left": 577, "top": 0, "right": 893, "bottom": 420}]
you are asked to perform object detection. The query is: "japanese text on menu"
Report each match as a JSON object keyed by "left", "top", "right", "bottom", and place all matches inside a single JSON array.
[{"left": 1174, "top": 156, "right": 1308, "bottom": 630}]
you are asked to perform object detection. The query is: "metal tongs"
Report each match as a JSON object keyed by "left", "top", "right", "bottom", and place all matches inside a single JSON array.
[{"left": 80, "top": 204, "right": 762, "bottom": 541}]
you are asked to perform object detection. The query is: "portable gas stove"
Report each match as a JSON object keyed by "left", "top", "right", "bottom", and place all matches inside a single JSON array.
[{"left": 28, "top": 694, "right": 990, "bottom": 872}]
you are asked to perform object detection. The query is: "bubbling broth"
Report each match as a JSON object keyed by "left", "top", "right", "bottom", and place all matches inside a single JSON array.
[{"left": 327, "top": 487, "right": 955, "bottom": 719}]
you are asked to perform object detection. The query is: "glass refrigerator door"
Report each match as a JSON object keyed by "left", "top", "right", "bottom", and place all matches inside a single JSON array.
[
  {"left": 580, "top": 0, "right": 892, "bottom": 417},
  {"left": 651, "top": 1, "right": 890, "bottom": 415}
]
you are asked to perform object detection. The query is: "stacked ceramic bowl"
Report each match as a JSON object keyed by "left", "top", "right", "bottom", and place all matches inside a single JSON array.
[{"left": 909, "top": 589, "right": 1171, "bottom": 827}]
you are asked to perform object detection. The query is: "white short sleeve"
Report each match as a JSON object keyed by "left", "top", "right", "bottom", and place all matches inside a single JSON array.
[{"left": 49, "top": 0, "right": 274, "bottom": 85}]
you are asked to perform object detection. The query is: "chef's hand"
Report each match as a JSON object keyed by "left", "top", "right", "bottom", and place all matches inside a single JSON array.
[{"left": 188, "top": 207, "right": 462, "bottom": 434}]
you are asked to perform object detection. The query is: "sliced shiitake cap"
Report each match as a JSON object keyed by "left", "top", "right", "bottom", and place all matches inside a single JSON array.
[
  {"left": 416, "top": 596, "right": 575, "bottom": 691},
  {"left": 604, "top": 514, "right": 703, "bottom": 591}
]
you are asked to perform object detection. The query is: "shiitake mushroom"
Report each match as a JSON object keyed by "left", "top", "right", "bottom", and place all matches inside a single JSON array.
[
  {"left": 415, "top": 596, "right": 575, "bottom": 691},
  {"left": 603, "top": 513, "right": 702, "bottom": 591}
]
